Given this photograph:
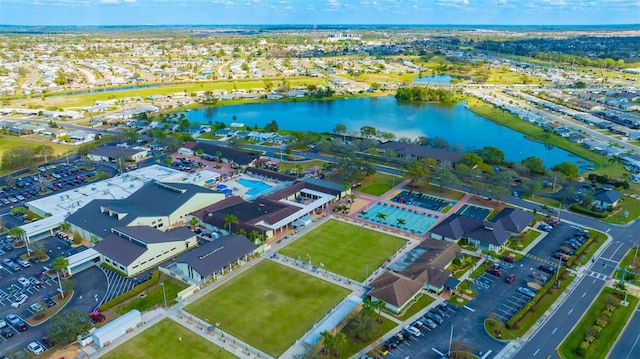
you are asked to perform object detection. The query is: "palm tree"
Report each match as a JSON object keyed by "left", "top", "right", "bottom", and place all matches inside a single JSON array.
[
  {"left": 362, "top": 297, "right": 375, "bottom": 317},
  {"left": 52, "top": 256, "right": 69, "bottom": 299},
  {"left": 375, "top": 212, "right": 387, "bottom": 223},
  {"left": 223, "top": 214, "right": 238, "bottom": 234},
  {"left": 396, "top": 218, "right": 406, "bottom": 228},
  {"left": 320, "top": 330, "right": 335, "bottom": 356},
  {"left": 373, "top": 299, "right": 387, "bottom": 323},
  {"left": 333, "top": 332, "right": 346, "bottom": 357},
  {"left": 249, "top": 230, "right": 261, "bottom": 244},
  {"left": 347, "top": 312, "right": 374, "bottom": 341},
  {"left": 319, "top": 330, "right": 333, "bottom": 355},
  {"left": 9, "top": 227, "right": 28, "bottom": 253}
]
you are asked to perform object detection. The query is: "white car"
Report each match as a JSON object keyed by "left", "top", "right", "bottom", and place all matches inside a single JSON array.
[
  {"left": 0, "top": 319, "right": 6, "bottom": 328},
  {"left": 11, "top": 294, "right": 28, "bottom": 308},
  {"left": 27, "top": 341, "right": 45, "bottom": 355},
  {"left": 18, "top": 276, "right": 31, "bottom": 287},
  {"left": 404, "top": 325, "right": 422, "bottom": 337}
]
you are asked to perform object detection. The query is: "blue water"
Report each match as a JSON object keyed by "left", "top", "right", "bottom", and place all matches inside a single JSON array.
[
  {"left": 413, "top": 75, "right": 453, "bottom": 83},
  {"left": 236, "top": 178, "right": 272, "bottom": 196},
  {"left": 184, "top": 96, "right": 592, "bottom": 169},
  {"left": 358, "top": 203, "right": 437, "bottom": 235}
]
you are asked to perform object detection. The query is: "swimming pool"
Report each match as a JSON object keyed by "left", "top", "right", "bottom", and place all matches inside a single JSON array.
[
  {"left": 357, "top": 203, "right": 438, "bottom": 235},
  {"left": 236, "top": 178, "right": 272, "bottom": 196}
]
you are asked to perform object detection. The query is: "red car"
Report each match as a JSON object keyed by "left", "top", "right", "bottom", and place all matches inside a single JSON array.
[
  {"left": 487, "top": 268, "right": 502, "bottom": 277},
  {"left": 90, "top": 312, "right": 106, "bottom": 323},
  {"left": 505, "top": 274, "right": 516, "bottom": 284}
]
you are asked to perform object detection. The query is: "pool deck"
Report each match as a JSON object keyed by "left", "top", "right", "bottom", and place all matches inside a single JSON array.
[{"left": 341, "top": 179, "right": 476, "bottom": 240}]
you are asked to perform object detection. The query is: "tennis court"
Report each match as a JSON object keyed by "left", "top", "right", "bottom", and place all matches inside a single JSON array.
[
  {"left": 391, "top": 190, "right": 454, "bottom": 212},
  {"left": 456, "top": 204, "right": 492, "bottom": 220}
]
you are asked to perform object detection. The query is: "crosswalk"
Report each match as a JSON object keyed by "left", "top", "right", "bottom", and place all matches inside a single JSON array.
[
  {"left": 524, "top": 253, "right": 557, "bottom": 266},
  {"left": 585, "top": 271, "right": 609, "bottom": 281}
]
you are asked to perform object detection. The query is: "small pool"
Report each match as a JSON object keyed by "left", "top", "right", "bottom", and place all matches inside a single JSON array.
[
  {"left": 357, "top": 203, "right": 438, "bottom": 235},
  {"left": 236, "top": 178, "right": 272, "bottom": 196}
]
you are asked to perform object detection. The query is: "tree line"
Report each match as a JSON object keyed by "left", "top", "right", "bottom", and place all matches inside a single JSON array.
[{"left": 395, "top": 86, "right": 456, "bottom": 104}]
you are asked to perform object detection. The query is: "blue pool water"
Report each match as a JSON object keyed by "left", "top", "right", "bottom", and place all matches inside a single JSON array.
[
  {"left": 236, "top": 178, "right": 272, "bottom": 196},
  {"left": 357, "top": 203, "right": 438, "bottom": 235}
]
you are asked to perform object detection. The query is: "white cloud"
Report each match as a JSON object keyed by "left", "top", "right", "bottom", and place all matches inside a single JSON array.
[{"left": 99, "top": 0, "right": 120, "bottom": 4}]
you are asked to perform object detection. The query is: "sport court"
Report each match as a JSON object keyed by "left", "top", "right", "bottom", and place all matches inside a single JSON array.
[
  {"left": 391, "top": 190, "right": 454, "bottom": 212},
  {"left": 456, "top": 204, "right": 492, "bottom": 220}
]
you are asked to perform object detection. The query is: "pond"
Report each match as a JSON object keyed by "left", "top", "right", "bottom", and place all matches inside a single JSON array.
[{"left": 184, "top": 96, "right": 592, "bottom": 170}]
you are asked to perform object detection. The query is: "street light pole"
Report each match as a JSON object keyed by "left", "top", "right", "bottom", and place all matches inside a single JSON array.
[
  {"left": 161, "top": 280, "right": 167, "bottom": 308},
  {"left": 365, "top": 261, "right": 370, "bottom": 285}
]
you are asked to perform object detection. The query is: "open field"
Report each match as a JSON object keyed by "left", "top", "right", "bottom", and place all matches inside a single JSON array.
[
  {"left": 100, "top": 318, "right": 237, "bottom": 359},
  {"left": 358, "top": 172, "right": 402, "bottom": 196},
  {"left": 279, "top": 219, "right": 407, "bottom": 281},
  {"left": 0, "top": 134, "right": 74, "bottom": 176},
  {"left": 115, "top": 277, "right": 188, "bottom": 315},
  {"left": 558, "top": 288, "right": 639, "bottom": 359},
  {"left": 184, "top": 261, "right": 349, "bottom": 357},
  {"left": 278, "top": 159, "right": 327, "bottom": 173}
]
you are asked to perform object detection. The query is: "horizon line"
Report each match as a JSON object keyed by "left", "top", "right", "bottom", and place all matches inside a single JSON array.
[{"left": 1, "top": 23, "right": 639, "bottom": 28}]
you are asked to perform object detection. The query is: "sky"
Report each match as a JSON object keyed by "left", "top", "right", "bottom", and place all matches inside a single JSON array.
[{"left": 1, "top": 0, "right": 639, "bottom": 26}]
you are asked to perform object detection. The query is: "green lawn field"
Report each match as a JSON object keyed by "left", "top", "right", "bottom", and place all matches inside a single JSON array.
[
  {"left": 279, "top": 219, "right": 407, "bottom": 281},
  {"left": 0, "top": 134, "right": 74, "bottom": 177},
  {"left": 358, "top": 172, "right": 402, "bottom": 196},
  {"left": 184, "top": 261, "right": 349, "bottom": 357},
  {"left": 100, "top": 318, "right": 236, "bottom": 359}
]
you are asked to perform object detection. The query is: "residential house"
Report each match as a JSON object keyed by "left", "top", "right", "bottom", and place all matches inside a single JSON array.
[{"left": 592, "top": 188, "right": 623, "bottom": 210}]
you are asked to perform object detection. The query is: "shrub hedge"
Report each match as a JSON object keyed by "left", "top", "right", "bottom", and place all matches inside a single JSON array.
[
  {"left": 570, "top": 204, "right": 608, "bottom": 218},
  {"left": 507, "top": 268, "right": 565, "bottom": 329},
  {"left": 99, "top": 270, "right": 160, "bottom": 311}
]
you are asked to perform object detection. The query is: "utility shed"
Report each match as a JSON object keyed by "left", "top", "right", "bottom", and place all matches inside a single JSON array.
[{"left": 91, "top": 310, "right": 142, "bottom": 348}]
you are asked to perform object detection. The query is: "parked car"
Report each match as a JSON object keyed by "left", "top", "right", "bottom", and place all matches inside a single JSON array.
[
  {"left": 42, "top": 295, "right": 56, "bottom": 307},
  {"left": 425, "top": 311, "right": 444, "bottom": 324},
  {"left": 505, "top": 273, "right": 517, "bottom": 284},
  {"left": 11, "top": 294, "right": 28, "bottom": 308},
  {"left": 6, "top": 314, "right": 21, "bottom": 326},
  {"left": 517, "top": 287, "right": 538, "bottom": 298},
  {"left": 27, "top": 341, "right": 45, "bottom": 355},
  {"left": 0, "top": 319, "right": 6, "bottom": 328},
  {"left": 554, "top": 252, "right": 570, "bottom": 261},
  {"left": 540, "top": 264, "right": 557, "bottom": 274},
  {"left": 404, "top": 325, "right": 422, "bottom": 337},
  {"left": 502, "top": 256, "right": 515, "bottom": 264},
  {"left": 423, "top": 318, "right": 437, "bottom": 329},
  {"left": 89, "top": 311, "right": 106, "bottom": 323},
  {"left": 30, "top": 302, "right": 44, "bottom": 313},
  {"left": 17, "top": 276, "right": 30, "bottom": 288},
  {"left": 1, "top": 327, "right": 13, "bottom": 338},
  {"left": 487, "top": 267, "right": 502, "bottom": 277}
]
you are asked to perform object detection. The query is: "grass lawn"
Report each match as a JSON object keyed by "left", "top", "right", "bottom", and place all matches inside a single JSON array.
[
  {"left": 613, "top": 247, "right": 640, "bottom": 285},
  {"left": 0, "top": 134, "right": 74, "bottom": 177},
  {"left": 334, "top": 315, "right": 397, "bottom": 359},
  {"left": 115, "top": 277, "right": 188, "bottom": 315},
  {"left": 605, "top": 196, "right": 640, "bottom": 224},
  {"left": 395, "top": 293, "right": 435, "bottom": 321},
  {"left": 279, "top": 219, "right": 407, "bottom": 281},
  {"left": 506, "top": 229, "right": 542, "bottom": 251},
  {"left": 558, "top": 288, "right": 639, "bottom": 359},
  {"left": 407, "top": 182, "right": 466, "bottom": 200},
  {"left": 184, "top": 261, "right": 349, "bottom": 357},
  {"left": 447, "top": 254, "right": 479, "bottom": 279},
  {"left": 100, "top": 318, "right": 237, "bottom": 359},
  {"left": 278, "top": 159, "right": 327, "bottom": 173},
  {"left": 357, "top": 172, "right": 403, "bottom": 196}
]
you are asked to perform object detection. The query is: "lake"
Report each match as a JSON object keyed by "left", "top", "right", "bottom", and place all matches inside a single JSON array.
[{"left": 184, "top": 96, "right": 592, "bottom": 169}]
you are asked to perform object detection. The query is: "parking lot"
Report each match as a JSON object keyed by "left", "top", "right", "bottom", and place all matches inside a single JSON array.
[{"left": 388, "top": 221, "right": 586, "bottom": 358}]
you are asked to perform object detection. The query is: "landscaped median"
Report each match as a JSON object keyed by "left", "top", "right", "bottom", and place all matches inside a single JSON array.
[
  {"left": 25, "top": 291, "right": 74, "bottom": 326},
  {"left": 558, "top": 288, "right": 639, "bottom": 359},
  {"left": 484, "top": 268, "right": 574, "bottom": 340},
  {"left": 566, "top": 230, "right": 607, "bottom": 269}
]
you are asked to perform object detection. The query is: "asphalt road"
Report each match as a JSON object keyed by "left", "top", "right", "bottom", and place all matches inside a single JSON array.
[{"left": 608, "top": 305, "right": 640, "bottom": 359}]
